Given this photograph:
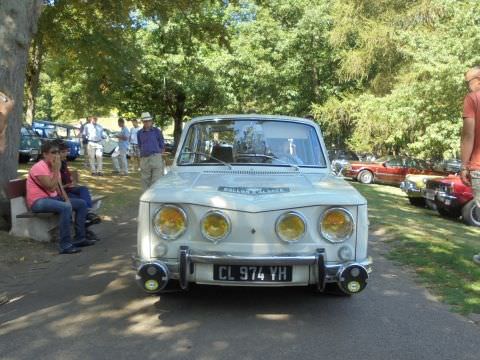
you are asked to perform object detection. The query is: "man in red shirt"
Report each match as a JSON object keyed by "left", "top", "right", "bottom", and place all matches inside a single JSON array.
[{"left": 461, "top": 66, "right": 480, "bottom": 265}]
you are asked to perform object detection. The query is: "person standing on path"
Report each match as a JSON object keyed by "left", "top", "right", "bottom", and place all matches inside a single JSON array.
[
  {"left": 84, "top": 116, "right": 105, "bottom": 176},
  {"left": 137, "top": 112, "right": 165, "bottom": 191},
  {"left": 79, "top": 117, "right": 91, "bottom": 169},
  {"left": 460, "top": 66, "right": 480, "bottom": 265},
  {"left": 129, "top": 118, "right": 141, "bottom": 172},
  {"left": 112, "top": 118, "right": 130, "bottom": 175}
]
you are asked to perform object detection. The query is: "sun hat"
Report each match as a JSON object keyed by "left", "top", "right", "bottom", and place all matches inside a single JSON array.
[
  {"left": 140, "top": 112, "right": 153, "bottom": 121},
  {"left": 465, "top": 67, "right": 480, "bottom": 82}
]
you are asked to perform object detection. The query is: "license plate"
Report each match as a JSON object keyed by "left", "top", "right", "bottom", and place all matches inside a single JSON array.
[
  {"left": 425, "top": 191, "right": 435, "bottom": 200},
  {"left": 213, "top": 265, "right": 292, "bottom": 282}
]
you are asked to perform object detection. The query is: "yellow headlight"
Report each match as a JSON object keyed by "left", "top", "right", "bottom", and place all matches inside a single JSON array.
[
  {"left": 201, "top": 211, "right": 231, "bottom": 242},
  {"left": 320, "top": 208, "right": 354, "bottom": 243},
  {"left": 153, "top": 205, "right": 187, "bottom": 240},
  {"left": 275, "top": 212, "right": 306, "bottom": 243}
]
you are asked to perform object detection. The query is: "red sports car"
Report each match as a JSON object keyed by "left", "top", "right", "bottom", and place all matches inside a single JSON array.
[
  {"left": 425, "top": 175, "right": 479, "bottom": 226},
  {"left": 344, "top": 157, "right": 443, "bottom": 186}
]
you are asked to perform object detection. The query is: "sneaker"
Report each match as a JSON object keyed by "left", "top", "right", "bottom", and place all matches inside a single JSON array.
[
  {"left": 59, "top": 245, "right": 81, "bottom": 254},
  {"left": 97, "top": 172, "right": 104, "bottom": 176},
  {"left": 474, "top": 254, "right": 480, "bottom": 265},
  {"left": 86, "top": 229, "right": 100, "bottom": 241},
  {"left": 91, "top": 172, "right": 97, "bottom": 176}
]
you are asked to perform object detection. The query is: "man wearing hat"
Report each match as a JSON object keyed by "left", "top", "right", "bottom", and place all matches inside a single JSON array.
[
  {"left": 137, "top": 112, "right": 165, "bottom": 190},
  {"left": 461, "top": 66, "right": 480, "bottom": 265}
]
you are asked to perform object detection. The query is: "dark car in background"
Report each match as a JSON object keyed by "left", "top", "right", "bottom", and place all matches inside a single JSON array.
[
  {"left": 328, "top": 149, "right": 359, "bottom": 176},
  {"left": 32, "top": 120, "right": 80, "bottom": 161},
  {"left": 19, "top": 125, "right": 42, "bottom": 163},
  {"left": 425, "top": 175, "right": 479, "bottom": 226}
]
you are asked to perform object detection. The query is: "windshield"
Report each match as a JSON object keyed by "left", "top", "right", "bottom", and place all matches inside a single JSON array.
[
  {"left": 21, "top": 127, "right": 36, "bottom": 136},
  {"left": 178, "top": 119, "right": 326, "bottom": 167}
]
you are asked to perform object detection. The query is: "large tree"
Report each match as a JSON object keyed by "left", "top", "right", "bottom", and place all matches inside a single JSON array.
[{"left": 0, "top": 0, "right": 43, "bottom": 227}]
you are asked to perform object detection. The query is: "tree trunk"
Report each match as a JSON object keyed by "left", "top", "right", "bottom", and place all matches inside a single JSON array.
[
  {"left": 0, "top": 0, "right": 43, "bottom": 228},
  {"left": 172, "top": 92, "right": 186, "bottom": 147},
  {"left": 25, "top": 32, "right": 44, "bottom": 124}
]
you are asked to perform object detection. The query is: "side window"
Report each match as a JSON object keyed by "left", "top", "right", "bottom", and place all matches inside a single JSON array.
[{"left": 386, "top": 158, "right": 403, "bottom": 167}]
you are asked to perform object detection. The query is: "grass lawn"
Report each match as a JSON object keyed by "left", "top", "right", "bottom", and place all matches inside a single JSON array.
[{"left": 351, "top": 181, "right": 480, "bottom": 315}]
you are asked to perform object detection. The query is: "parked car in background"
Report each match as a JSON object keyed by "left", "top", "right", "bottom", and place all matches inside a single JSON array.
[
  {"left": 164, "top": 137, "right": 175, "bottom": 153},
  {"left": 425, "top": 175, "right": 479, "bottom": 226},
  {"left": 400, "top": 159, "right": 461, "bottom": 207},
  {"left": 328, "top": 150, "right": 359, "bottom": 176},
  {"left": 32, "top": 120, "right": 80, "bottom": 160},
  {"left": 344, "top": 156, "right": 443, "bottom": 186},
  {"left": 19, "top": 125, "right": 42, "bottom": 163},
  {"left": 134, "top": 114, "right": 372, "bottom": 296}
]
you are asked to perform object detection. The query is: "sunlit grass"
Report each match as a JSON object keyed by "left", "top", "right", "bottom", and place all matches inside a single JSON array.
[{"left": 352, "top": 182, "right": 480, "bottom": 314}]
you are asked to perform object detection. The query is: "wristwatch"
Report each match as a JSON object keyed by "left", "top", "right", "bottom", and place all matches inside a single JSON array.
[{"left": 0, "top": 94, "right": 8, "bottom": 103}]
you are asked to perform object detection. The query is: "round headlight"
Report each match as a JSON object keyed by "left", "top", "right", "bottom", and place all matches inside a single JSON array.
[
  {"left": 320, "top": 208, "right": 354, "bottom": 243},
  {"left": 201, "top": 211, "right": 231, "bottom": 242},
  {"left": 275, "top": 211, "right": 306, "bottom": 243},
  {"left": 153, "top": 205, "right": 187, "bottom": 240}
]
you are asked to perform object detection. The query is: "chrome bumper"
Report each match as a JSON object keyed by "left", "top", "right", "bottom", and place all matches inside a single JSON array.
[
  {"left": 133, "top": 247, "right": 372, "bottom": 294},
  {"left": 400, "top": 181, "right": 421, "bottom": 193}
]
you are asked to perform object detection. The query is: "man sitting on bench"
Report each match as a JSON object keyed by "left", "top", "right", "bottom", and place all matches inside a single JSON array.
[
  {"left": 27, "top": 141, "right": 96, "bottom": 254},
  {"left": 56, "top": 140, "right": 101, "bottom": 240}
]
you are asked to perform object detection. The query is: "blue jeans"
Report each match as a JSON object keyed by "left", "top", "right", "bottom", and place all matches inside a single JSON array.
[
  {"left": 66, "top": 186, "right": 92, "bottom": 208},
  {"left": 31, "top": 196, "right": 87, "bottom": 250}
]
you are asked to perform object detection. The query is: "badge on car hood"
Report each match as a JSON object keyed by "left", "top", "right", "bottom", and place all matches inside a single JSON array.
[{"left": 218, "top": 186, "right": 290, "bottom": 195}]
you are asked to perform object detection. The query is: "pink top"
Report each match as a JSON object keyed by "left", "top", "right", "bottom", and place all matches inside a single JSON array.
[{"left": 26, "top": 160, "right": 59, "bottom": 208}]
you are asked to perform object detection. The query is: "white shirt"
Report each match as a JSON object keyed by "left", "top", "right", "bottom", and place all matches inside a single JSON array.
[
  {"left": 130, "top": 127, "right": 140, "bottom": 145},
  {"left": 84, "top": 123, "right": 104, "bottom": 142}
]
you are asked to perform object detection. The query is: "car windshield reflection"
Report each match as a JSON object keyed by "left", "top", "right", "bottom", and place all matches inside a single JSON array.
[{"left": 178, "top": 119, "right": 326, "bottom": 167}]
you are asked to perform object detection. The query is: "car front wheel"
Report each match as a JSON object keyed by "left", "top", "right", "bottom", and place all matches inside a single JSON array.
[
  {"left": 357, "top": 170, "right": 374, "bottom": 184},
  {"left": 437, "top": 206, "right": 460, "bottom": 219},
  {"left": 408, "top": 197, "right": 425, "bottom": 207},
  {"left": 461, "top": 200, "right": 480, "bottom": 227}
]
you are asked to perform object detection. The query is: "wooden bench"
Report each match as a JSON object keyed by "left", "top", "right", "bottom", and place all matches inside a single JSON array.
[{"left": 7, "top": 171, "right": 105, "bottom": 242}]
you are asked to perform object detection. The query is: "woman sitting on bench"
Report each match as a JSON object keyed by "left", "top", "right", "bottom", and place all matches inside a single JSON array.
[
  {"left": 56, "top": 140, "right": 101, "bottom": 232},
  {"left": 27, "top": 141, "right": 96, "bottom": 254}
]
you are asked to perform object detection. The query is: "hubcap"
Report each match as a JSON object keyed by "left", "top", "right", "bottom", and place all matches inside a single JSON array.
[{"left": 470, "top": 205, "right": 480, "bottom": 226}]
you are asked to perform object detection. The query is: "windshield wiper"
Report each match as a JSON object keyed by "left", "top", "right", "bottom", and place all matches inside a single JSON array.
[
  {"left": 181, "top": 151, "right": 233, "bottom": 170},
  {"left": 236, "top": 153, "right": 300, "bottom": 171}
]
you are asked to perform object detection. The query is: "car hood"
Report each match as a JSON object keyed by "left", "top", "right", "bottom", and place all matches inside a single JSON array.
[{"left": 141, "top": 169, "right": 367, "bottom": 212}]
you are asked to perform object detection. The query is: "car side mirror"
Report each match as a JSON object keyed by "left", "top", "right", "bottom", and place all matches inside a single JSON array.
[{"left": 382, "top": 162, "right": 387, "bottom": 167}]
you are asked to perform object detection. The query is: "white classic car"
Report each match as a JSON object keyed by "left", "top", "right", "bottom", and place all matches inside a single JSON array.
[{"left": 134, "top": 115, "right": 372, "bottom": 295}]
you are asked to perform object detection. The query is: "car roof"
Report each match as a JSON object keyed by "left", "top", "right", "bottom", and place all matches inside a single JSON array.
[{"left": 190, "top": 114, "right": 315, "bottom": 125}]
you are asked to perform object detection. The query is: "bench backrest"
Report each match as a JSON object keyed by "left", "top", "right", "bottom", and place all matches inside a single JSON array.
[
  {"left": 7, "top": 169, "right": 79, "bottom": 200},
  {"left": 7, "top": 179, "right": 27, "bottom": 199}
]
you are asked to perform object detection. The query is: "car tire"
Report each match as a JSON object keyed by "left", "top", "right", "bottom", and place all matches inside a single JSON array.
[
  {"left": 437, "top": 206, "right": 460, "bottom": 219},
  {"left": 408, "top": 197, "right": 425, "bottom": 207},
  {"left": 324, "top": 283, "right": 352, "bottom": 297},
  {"left": 357, "top": 170, "right": 374, "bottom": 184},
  {"left": 425, "top": 199, "right": 437, "bottom": 210},
  {"left": 18, "top": 154, "right": 30, "bottom": 163},
  {"left": 461, "top": 200, "right": 480, "bottom": 227}
]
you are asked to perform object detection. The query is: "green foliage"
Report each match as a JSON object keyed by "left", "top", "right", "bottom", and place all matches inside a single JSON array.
[
  {"left": 32, "top": 0, "right": 480, "bottom": 158},
  {"left": 314, "top": 0, "right": 480, "bottom": 158}
]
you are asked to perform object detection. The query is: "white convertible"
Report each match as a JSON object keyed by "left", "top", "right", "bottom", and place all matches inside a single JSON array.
[{"left": 134, "top": 115, "right": 372, "bottom": 295}]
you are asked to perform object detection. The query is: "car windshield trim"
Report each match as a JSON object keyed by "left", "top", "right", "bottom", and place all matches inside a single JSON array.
[{"left": 177, "top": 119, "right": 327, "bottom": 168}]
